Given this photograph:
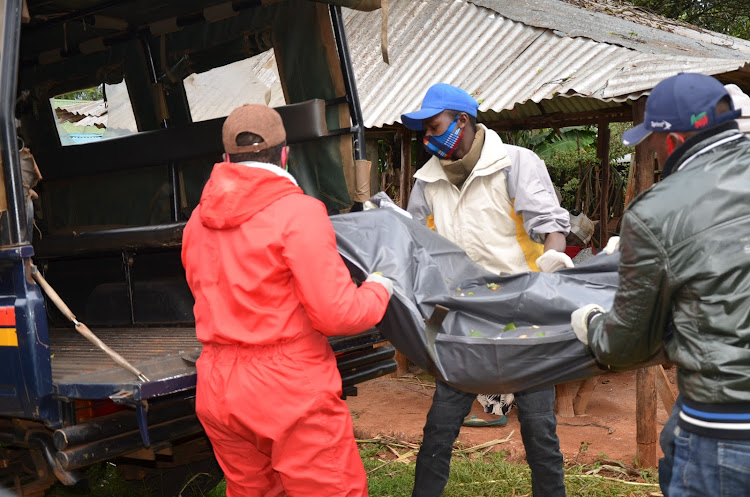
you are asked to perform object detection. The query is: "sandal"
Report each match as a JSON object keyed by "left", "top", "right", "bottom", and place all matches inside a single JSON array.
[{"left": 462, "top": 414, "right": 508, "bottom": 427}]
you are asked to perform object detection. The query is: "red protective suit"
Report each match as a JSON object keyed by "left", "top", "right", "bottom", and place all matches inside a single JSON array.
[{"left": 182, "top": 161, "right": 389, "bottom": 497}]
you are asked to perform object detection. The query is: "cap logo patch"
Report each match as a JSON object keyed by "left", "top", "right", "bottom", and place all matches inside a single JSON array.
[
  {"left": 691, "top": 112, "right": 708, "bottom": 129},
  {"left": 650, "top": 120, "right": 672, "bottom": 130}
]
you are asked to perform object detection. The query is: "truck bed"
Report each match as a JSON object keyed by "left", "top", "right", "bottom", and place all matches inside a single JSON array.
[
  {"left": 49, "top": 326, "right": 201, "bottom": 402},
  {"left": 48, "top": 327, "right": 395, "bottom": 402}
]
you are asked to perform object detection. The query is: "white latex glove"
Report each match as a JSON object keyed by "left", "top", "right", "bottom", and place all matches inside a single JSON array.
[
  {"left": 535, "top": 250, "right": 575, "bottom": 273},
  {"left": 570, "top": 304, "right": 605, "bottom": 345},
  {"left": 603, "top": 236, "right": 620, "bottom": 255},
  {"left": 365, "top": 272, "right": 394, "bottom": 298}
]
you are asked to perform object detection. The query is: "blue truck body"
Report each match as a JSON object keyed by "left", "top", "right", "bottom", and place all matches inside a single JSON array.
[{"left": 0, "top": 2, "right": 395, "bottom": 494}]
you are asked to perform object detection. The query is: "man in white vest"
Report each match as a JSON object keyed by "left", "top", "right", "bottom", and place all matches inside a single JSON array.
[{"left": 404, "top": 83, "right": 571, "bottom": 497}]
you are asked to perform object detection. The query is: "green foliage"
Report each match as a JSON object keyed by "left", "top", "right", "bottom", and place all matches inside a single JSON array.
[
  {"left": 208, "top": 480, "right": 227, "bottom": 496},
  {"left": 377, "top": 139, "right": 391, "bottom": 174},
  {"left": 629, "top": 0, "right": 750, "bottom": 40},
  {"left": 529, "top": 127, "right": 597, "bottom": 160},
  {"left": 57, "top": 85, "right": 104, "bottom": 101},
  {"left": 502, "top": 123, "right": 631, "bottom": 230}
]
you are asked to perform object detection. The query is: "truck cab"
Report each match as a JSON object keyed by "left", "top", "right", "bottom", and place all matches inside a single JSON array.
[{"left": 0, "top": 1, "right": 395, "bottom": 495}]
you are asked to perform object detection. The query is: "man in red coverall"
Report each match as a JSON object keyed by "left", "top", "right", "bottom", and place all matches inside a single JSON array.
[{"left": 182, "top": 104, "right": 394, "bottom": 497}]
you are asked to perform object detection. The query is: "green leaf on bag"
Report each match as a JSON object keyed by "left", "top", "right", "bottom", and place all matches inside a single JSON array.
[
  {"left": 468, "top": 329, "right": 483, "bottom": 337},
  {"left": 503, "top": 322, "right": 516, "bottom": 331}
]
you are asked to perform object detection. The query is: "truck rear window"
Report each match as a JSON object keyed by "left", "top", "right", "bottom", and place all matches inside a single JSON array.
[{"left": 50, "top": 80, "right": 138, "bottom": 146}]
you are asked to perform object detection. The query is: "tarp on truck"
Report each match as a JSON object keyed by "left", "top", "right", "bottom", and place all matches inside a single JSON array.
[{"left": 331, "top": 208, "right": 628, "bottom": 394}]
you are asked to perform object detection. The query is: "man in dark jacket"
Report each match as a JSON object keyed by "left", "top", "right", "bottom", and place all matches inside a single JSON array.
[{"left": 570, "top": 73, "right": 750, "bottom": 497}]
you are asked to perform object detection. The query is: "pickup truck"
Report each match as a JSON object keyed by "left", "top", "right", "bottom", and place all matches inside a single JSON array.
[{"left": 0, "top": 1, "right": 395, "bottom": 495}]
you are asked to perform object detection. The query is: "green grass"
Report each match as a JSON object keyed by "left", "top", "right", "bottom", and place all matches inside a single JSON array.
[
  {"left": 44, "top": 463, "right": 136, "bottom": 497},
  {"left": 208, "top": 481, "right": 226, "bottom": 496},
  {"left": 45, "top": 445, "right": 660, "bottom": 497},
  {"left": 361, "top": 442, "right": 660, "bottom": 497}
]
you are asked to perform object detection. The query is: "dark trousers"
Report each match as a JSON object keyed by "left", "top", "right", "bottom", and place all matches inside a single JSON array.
[{"left": 412, "top": 380, "right": 566, "bottom": 497}]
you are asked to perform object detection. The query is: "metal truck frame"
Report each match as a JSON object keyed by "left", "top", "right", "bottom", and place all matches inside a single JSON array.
[{"left": 0, "top": 1, "right": 394, "bottom": 495}]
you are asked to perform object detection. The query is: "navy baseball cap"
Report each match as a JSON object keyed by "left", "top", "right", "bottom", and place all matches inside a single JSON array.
[
  {"left": 401, "top": 83, "right": 479, "bottom": 131},
  {"left": 623, "top": 73, "right": 741, "bottom": 146}
]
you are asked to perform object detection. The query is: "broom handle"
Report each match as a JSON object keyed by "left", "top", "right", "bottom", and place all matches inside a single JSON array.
[{"left": 31, "top": 265, "right": 149, "bottom": 382}]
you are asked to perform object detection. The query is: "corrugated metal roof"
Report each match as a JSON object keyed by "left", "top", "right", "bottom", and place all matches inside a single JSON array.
[
  {"left": 58, "top": 100, "right": 107, "bottom": 118},
  {"left": 344, "top": 0, "right": 750, "bottom": 128},
  {"left": 54, "top": 99, "right": 108, "bottom": 128},
  {"left": 51, "top": 81, "right": 140, "bottom": 134},
  {"left": 49, "top": 0, "right": 750, "bottom": 132},
  {"left": 472, "top": 0, "right": 750, "bottom": 58}
]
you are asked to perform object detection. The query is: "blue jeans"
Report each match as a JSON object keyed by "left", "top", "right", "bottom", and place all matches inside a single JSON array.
[
  {"left": 666, "top": 427, "right": 750, "bottom": 496},
  {"left": 412, "top": 380, "right": 565, "bottom": 497},
  {"left": 659, "top": 394, "right": 682, "bottom": 497}
]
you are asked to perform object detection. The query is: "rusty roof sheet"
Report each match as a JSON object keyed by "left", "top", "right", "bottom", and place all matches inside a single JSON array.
[
  {"left": 54, "top": 100, "right": 108, "bottom": 128},
  {"left": 473, "top": 0, "right": 750, "bottom": 58},
  {"left": 50, "top": 0, "right": 750, "bottom": 131},
  {"left": 344, "top": 0, "right": 750, "bottom": 128}
]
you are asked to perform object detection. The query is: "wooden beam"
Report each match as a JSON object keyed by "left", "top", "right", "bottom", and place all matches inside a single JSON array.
[
  {"left": 393, "top": 351, "right": 410, "bottom": 376},
  {"left": 22, "top": 1, "right": 31, "bottom": 24},
  {"left": 655, "top": 365, "right": 677, "bottom": 414},
  {"left": 483, "top": 105, "right": 633, "bottom": 131},
  {"left": 636, "top": 366, "right": 659, "bottom": 467},
  {"left": 365, "top": 136, "right": 380, "bottom": 197},
  {"left": 625, "top": 98, "right": 655, "bottom": 206},
  {"left": 573, "top": 377, "right": 598, "bottom": 415},
  {"left": 597, "top": 119, "right": 611, "bottom": 246},
  {"left": 623, "top": 98, "right": 661, "bottom": 468},
  {"left": 399, "top": 130, "right": 412, "bottom": 208},
  {"left": 392, "top": 130, "right": 413, "bottom": 375},
  {"left": 371, "top": 105, "right": 634, "bottom": 135},
  {"left": 555, "top": 383, "right": 575, "bottom": 418}
]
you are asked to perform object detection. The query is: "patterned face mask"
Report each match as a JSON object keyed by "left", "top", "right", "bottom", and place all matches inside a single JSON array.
[{"left": 423, "top": 115, "right": 464, "bottom": 159}]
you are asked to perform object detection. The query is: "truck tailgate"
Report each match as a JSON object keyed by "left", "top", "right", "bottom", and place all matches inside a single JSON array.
[
  {"left": 50, "top": 327, "right": 200, "bottom": 402},
  {"left": 49, "top": 327, "right": 395, "bottom": 402}
]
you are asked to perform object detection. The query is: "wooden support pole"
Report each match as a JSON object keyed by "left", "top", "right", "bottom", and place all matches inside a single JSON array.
[
  {"left": 623, "top": 99, "right": 662, "bottom": 468},
  {"left": 22, "top": 1, "right": 31, "bottom": 23},
  {"left": 390, "top": 130, "right": 413, "bottom": 375},
  {"left": 365, "top": 136, "right": 380, "bottom": 197},
  {"left": 398, "top": 130, "right": 412, "bottom": 209},
  {"left": 554, "top": 383, "right": 576, "bottom": 417},
  {"left": 655, "top": 365, "right": 677, "bottom": 414},
  {"left": 625, "top": 98, "right": 655, "bottom": 205},
  {"left": 597, "top": 119, "right": 611, "bottom": 246},
  {"left": 636, "top": 366, "right": 658, "bottom": 467},
  {"left": 573, "top": 377, "right": 599, "bottom": 415}
]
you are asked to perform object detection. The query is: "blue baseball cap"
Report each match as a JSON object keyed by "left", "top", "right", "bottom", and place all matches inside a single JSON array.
[
  {"left": 623, "top": 73, "right": 741, "bottom": 146},
  {"left": 401, "top": 83, "right": 479, "bottom": 131}
]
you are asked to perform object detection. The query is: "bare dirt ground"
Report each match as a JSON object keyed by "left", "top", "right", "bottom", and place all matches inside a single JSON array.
[{"left": 347, "top": 368, "right": 676, "bottom": 467}]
